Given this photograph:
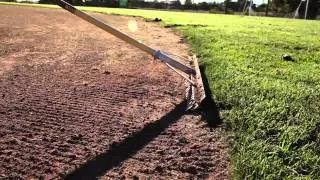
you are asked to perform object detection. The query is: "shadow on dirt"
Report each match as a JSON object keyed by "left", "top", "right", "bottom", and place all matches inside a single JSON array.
[
  {"left": 64, "top": 66, "right": 222, "bottom": 180},
  {"left": 197, "top": 65, "right": 222, "bottom": 129},
  {"left": 64, "top": 101, "right": 188, "bottom": 180}
]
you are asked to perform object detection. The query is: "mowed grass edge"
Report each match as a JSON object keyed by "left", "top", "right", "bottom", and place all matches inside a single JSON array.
[{"left": 1, "top": 2, "right": 320, "bottom": 179}]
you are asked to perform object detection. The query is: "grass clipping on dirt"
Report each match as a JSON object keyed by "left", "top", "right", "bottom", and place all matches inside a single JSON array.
[{"left": 2, "top": 2, "right": 320, "bottom": 178}]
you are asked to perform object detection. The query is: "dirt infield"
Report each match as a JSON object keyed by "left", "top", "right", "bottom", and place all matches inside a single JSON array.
[{"left": 0, "top": 5, "right": 229, "bottom": 179}]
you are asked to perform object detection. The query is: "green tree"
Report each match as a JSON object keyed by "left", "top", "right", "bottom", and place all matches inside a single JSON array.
[
  {"left": 172, "top": 0, "right": 182, "bottom": 9},
  {"left": 272, "top": 0, "right": 290, "bottom": 13},
  {"left": 224, "top": 0, "right": 230, "bottom": 13},
  {"left": 265, "top": 0, "right": 270, "bottom": 16},
  {"left": 184, "top": 0, "right": 193, "bottom": 9},
  {"left": 306, "top": 0, "right": 319, "bottom": 19}
]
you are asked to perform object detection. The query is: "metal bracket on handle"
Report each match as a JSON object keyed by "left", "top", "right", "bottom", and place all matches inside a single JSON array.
[{"left": 154, "top": 50, "right": 196, "bottom": 75}]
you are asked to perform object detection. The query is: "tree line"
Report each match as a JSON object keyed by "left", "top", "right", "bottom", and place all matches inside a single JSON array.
[{"left": 7, "top": 0, "right": 319, "bottom": 19}]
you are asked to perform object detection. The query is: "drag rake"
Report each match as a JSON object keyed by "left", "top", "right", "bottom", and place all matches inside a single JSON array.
[{"left": 56, "top": 0, "right": 206, "bottom": 110}]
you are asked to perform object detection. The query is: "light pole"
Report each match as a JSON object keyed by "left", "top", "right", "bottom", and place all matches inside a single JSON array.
[{"left": 304, "top": 0, "right": 310, "bottom": 19}]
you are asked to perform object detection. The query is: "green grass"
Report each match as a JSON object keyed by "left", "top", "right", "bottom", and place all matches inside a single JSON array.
[{"left": 2, "top": 2, "right": 320, "bottom": 179}]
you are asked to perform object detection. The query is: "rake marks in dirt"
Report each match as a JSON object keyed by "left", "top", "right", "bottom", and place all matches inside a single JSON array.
[{"left": 0, "top": 5, "right": 229, "bottom": 179}]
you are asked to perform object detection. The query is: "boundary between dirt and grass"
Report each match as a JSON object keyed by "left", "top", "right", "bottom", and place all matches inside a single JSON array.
[{"left": 2, "top": 2, "right": 320, "bottom": 179}]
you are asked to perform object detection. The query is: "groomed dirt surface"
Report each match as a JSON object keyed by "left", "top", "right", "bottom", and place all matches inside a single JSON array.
[{"left": 0, "top": 5, "right": 229, "bottom": 179}]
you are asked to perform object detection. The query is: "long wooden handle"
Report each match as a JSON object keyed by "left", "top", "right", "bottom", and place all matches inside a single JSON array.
[{"left": 56, "top": 0, "right": 196, "bottom": 75}]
